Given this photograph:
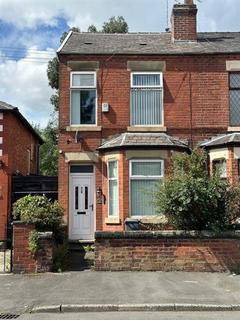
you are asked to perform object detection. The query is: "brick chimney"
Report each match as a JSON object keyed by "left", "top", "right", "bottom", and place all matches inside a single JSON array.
[{"left": 171, "top": 0, "right": 198, "bottom": 42}]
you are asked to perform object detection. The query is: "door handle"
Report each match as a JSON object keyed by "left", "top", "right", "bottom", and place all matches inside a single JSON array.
[{"left": 90, "top": 204, "right": 94, "bottom": 211}]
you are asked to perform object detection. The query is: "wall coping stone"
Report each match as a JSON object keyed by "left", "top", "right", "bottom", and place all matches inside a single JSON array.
[{"left": 95, "top": 230, "right": 240, "bottom": 240}]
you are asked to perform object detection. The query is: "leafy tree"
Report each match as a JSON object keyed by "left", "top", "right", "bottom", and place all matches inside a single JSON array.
[
  {"left": 35, "top": 114, "right": 58, "bottom": 176},
  {"left": 154, "top": 149, "right": 230, "bottom": 231},
  {"left": 88, "top": 24, "right": 98, "bottom": 33},
  {"left": 102, "top": 16, "right": 128, "bottom": 33}
]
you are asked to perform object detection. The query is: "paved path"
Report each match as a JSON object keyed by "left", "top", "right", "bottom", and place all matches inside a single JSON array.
[
  {"left": 19, "top": 312, "right": 240, "bottom": 320},
  {"left": 0, "top": 271, "right": 240, "bottom": 314}
]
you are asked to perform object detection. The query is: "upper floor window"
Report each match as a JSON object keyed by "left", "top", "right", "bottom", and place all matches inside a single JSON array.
[
  {"left": 70, "top": 72, "right": 97, "bottom": 125},
  {"left": 130, "top": 72, "right": 163, "bottom": 126},
  {"left": 229, "top": 73, "right": 240, "bottom": 126}
]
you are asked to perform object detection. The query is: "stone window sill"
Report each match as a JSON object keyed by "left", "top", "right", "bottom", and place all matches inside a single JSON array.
[
  {"left": 105, "top": 217, "right": 121, "bottom": 225},
  {"left": 228, "top": 127, "right": 240, "bottom": 132},
  {"left": 127, "top": 126, "right": 167, "bottom": 132},
  {"left": 66, "top": 126, "right": 102, "bottom": 132}
]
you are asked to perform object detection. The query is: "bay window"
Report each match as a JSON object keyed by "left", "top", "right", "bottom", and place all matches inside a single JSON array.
[
  {"left": 130, "top": 72, "right": 163, "bottom": 126},
  {"left": 108, "top": 160, "right": 119, "bottom": 217},
  {"left": 70, "top": 72, "right": 96, "bottom": 125},
  {"left": 130, "top": 160, "right": 164, "bottom": 216}
]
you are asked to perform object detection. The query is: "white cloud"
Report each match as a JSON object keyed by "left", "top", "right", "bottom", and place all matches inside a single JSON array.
[
  {"left": 0, "top": 48, "right": 55, "bottom": 127},
  {"left": 0, "top": 0, "right": 240, "bottom": 32}
]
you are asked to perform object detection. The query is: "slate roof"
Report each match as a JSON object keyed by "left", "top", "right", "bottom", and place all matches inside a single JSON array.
[
  {"left": 98, "top": 133, "right": 189, "bottom": 151},
  {"left": 58, "top": 31, "right": 240, "bottom": 56},
  {"left": 0, "top": 101, "right": 43, "bottom": 144},
  {"left": 200, "top": 133, "right": 240, "bottom": 148}
]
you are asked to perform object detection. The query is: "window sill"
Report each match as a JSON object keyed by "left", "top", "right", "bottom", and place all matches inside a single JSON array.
[
  {"left": 105, "top": 217, "right": 121, "bottom": 225},
  {"left": 66, "top": 126, "right": 102, "bottom": 132},
  {"left": 228, "top": 127, "right": 240, "bottom": 132},
  {"left": 127, "top": 126, "right": 167, "bottom": 132}
]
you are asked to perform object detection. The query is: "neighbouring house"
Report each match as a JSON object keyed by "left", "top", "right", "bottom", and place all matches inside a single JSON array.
[
  {"left": 57, "top": 0, "right": 240, "bottom": 241},
  {"left": 0, "top": 101, "right": 43, "bottom": 240}
]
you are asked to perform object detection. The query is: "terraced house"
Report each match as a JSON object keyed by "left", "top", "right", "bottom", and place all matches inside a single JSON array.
[
  {"left": 0, "top": 102, "right": 42, "bottom": 240},
  {"left": 57, "top": 0, "right": 240, "bottom": 241}
]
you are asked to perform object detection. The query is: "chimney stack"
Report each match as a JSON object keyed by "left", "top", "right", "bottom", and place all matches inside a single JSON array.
[{"left": 171, "top": 0, "right": 198, "bottom": 42}]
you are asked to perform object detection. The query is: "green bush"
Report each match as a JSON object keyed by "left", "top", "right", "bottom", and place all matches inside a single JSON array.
[
  {"left": 154, "top": 149, "right": 231, "bottom": 231},
  {"left": 13, "top": 195, "right": 64, "bottom": 231}
]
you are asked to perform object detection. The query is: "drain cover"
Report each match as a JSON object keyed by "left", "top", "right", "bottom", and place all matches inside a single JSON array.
[{"left": 0, "top": 315, "right": 20, "bottom": 319}]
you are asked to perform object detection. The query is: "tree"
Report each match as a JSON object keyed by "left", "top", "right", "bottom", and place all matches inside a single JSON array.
[
  {"left": 154, "top": 149, "right": 230, "bottom": 231},
  {"left": 88, "top": 16, "right": 129, "bottom": 34},
  {"left": 88, "top": 24, "right": 98, "bottom": 33},
  {"left": 35, "top": 114, "right": 58, "bottom": 176},
  {"left": 102, "top": 16, "right": 128, "bottom": 33}
]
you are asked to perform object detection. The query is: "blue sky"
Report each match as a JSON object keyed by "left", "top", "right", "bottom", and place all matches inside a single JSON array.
[{"left": 0, "top": 0, "right": 239, "bottom": 126}]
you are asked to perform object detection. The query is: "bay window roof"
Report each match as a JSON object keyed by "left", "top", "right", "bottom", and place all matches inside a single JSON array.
[{"left": 98, "top": 133, "right": 189, "bottom": 151}]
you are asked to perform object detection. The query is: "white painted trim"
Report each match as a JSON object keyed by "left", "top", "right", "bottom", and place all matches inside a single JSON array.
[
  {"left": 129, "top": 159, "right": 164, "bottom": 217},
  {"left": 57, "top": 31, "right": 73, "bottom": 53},
  {"left": 130, "top": 72, "right": 164, "bottom": 127},
  {"left": 71, "top": 71, "right": 96, "bottom": 88},
  {"left": 69, "top": 164, "right": 96, "bottom": 241},
  {"left": 0, "top": 137, "right": 3, "bottom": 144},
  {"left": 0, "top": 113, "right": 3, "bottom": 120},
  {"left": 70, "top": 71, "right": 98, "bottom": 126},
  {"left": 0, "top": 125, "right": 3, "bottom": 132},
  {"left": 107, "top": 159, "right": 119, "bottom": 218},
  {"left": 226, "top": 60, "right": 240, "bottom": 71},
  {"left": 0, "top": 149, "right": 2, "bottom": 157}
]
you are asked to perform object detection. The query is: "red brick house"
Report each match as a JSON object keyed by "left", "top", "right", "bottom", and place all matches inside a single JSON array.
[
  {"left": 57, "top": 0, "right": 240, "bottom": 241},
  {"left": 0, "top": 101, "right": 42, "bottom": 240}
]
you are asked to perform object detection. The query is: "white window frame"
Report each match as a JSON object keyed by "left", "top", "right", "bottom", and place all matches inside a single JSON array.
[
  {"left": 129, "top": 159, "right": 164, "bottom": 217},
  {"left": 130, "top": 72, "right": 164, "bottom": 126},
  {"left": 70, "top": 71, "right": 97, "bottom": 126},
  {"left": 212, "top": 158, "right": 227, "bottom": 179},
  {"left": 107, "top": 160, "right": 119, "bottom": 218}
]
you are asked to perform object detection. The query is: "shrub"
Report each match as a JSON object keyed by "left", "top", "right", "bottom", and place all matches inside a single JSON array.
[
  {"left": 154, "top": 149, "right": 231, "bottom": 231},
  {"left": 13, "top": 195, "right": 64, "bottom": 231},
  {"left": 226, "top": 184, "right": 240, "bottom": 225}
]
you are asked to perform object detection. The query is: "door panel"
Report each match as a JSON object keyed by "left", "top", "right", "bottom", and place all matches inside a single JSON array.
[{"left": 70, "top": 174, "right": 94, "bottom": 240}]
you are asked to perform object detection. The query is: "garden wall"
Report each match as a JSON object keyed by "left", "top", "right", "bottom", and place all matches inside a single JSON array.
[
  {"left": 13, "top": 222, "right": 53, "bottom": 273},
  {"left": 95, "top": 231, "right": 240, "bottom": 272}
]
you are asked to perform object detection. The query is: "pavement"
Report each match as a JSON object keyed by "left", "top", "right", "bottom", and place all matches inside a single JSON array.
[
  {"left": 0, "top": 271, "right": 240, "bottom": 315},
  {"left": 18, "top": 312, "right": 240, "bottom": 320}
]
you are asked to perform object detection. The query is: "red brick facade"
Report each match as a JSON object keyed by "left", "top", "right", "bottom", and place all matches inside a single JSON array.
[
  {"left": 58, "top": 2, "right": 240, "bottom": 239},
  {"left": 95, "top": 232, "right": 240, "bottom": 272},
  {"left": 0, "top": 110, "right": 41, "bottom": 240}
]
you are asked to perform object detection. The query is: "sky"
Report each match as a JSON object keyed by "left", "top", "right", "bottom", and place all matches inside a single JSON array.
[{"left": 0, "top": 0, "right": 239, "bottom": 127}]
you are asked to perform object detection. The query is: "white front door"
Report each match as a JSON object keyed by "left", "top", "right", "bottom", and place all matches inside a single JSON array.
[{"left": 69, "top": 166, "right": 95, "bottom": 240}]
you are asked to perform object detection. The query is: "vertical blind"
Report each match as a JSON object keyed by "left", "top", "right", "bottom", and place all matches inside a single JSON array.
[
  {"left": 108, "top": 161, "right": 118, "bottom": 217},
  {"left": 131, "top": 73, "right": 163, "bottom": 126},
  {"left": 130, "top": 161, "right": 163, "bottom": 216}
]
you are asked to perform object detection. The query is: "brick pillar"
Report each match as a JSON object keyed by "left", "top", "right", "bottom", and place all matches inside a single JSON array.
[
  {"left": 13, "top": 222, "right": 53, "bottom": 273},
  {"left": 227, "top": 147, "right": 239, "bottom": 185},
  {"left": 13, "top": 223, "right": 36, "bottom": 273}
]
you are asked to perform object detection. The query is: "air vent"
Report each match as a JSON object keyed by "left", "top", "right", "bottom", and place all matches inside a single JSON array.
[{"left": 0, "top": 314, "right": 20, "bottom": 319}]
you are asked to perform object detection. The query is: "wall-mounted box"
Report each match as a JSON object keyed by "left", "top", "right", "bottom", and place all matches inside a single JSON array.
[{"left": 102, "top": 103, "right": 109, "bottom": 113}]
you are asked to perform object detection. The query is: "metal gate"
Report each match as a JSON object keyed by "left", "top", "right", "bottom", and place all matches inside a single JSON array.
[{"left": 0, "top": 226, "right": 12, "bottom": 273}]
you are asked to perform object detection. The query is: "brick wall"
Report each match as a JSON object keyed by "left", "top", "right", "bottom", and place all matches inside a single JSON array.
[
  {"left": 12, "top": 222, "right": 53, "bottom": 273},
  {"left": 95, "top": 231, "right": 240, "bottom": 272}
]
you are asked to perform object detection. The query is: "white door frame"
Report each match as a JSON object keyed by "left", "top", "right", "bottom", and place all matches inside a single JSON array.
[{"left": 69, "top": 165, "right": 96, "bottom": 241}]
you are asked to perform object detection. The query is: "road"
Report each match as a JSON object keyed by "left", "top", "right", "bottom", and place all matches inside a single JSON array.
[{"left": 18, "top": 312, "right": 240, "bottom": 320}]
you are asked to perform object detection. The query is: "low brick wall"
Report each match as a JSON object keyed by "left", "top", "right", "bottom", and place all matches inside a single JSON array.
[
  {"left": 13, "top": 222, "right": 53, "bottom": 273},
  {"left": 95, "top": 231, "right": 240, "bottom": 272}
]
